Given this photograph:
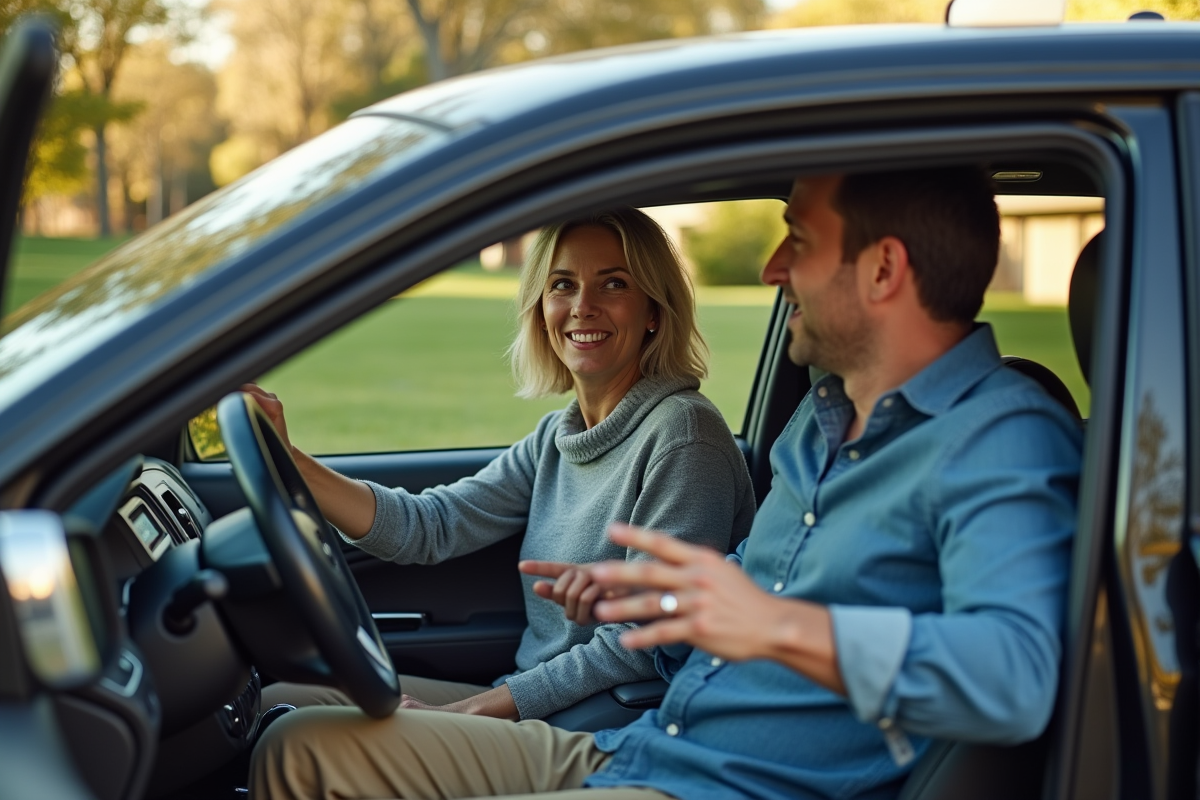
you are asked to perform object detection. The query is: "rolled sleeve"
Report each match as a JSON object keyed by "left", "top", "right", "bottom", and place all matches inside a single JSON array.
[{"left": 831, "top": 605, "right": 912, "bottom": 723}]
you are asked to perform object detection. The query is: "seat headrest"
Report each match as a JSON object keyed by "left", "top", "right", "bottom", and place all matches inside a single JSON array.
[{"left": 1069, "top": 232, "right": 1101, "bottom": 385}]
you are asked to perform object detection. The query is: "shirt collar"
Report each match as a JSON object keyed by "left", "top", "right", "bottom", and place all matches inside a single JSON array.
[{"left": 896, "top": 323, "right": 1002, "bottom": 416}]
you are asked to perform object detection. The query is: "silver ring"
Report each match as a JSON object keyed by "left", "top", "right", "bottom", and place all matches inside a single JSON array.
[{"left": 659, "top": 593, "right": 679, "bottom": 615}]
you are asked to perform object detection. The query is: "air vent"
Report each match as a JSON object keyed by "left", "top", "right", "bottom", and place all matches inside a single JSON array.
[{"left": 160, "top": 488, "right": 201, "bottom": 540}]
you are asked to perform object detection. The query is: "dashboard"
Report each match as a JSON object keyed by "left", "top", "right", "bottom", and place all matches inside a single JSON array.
[
  {"left": 64, "top": 457, "right": 262, "bottom": 800},
  {"left": 103, "top": 458, "right": 213, "bottom": 584}
]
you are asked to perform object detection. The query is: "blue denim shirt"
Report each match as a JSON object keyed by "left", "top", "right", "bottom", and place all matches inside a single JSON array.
[{"left": 587, "top": 325, "right": 1082, "bottom": 800}]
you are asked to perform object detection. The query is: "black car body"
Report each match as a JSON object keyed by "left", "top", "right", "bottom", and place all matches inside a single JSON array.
[{"left": 0, "top": 17, "right": 1197, "bottom": 800}]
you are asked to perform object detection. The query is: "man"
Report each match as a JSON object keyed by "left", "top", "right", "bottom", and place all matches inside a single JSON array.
[{"left": 251, "top": 167, "right": 1082, "bottom": 800}]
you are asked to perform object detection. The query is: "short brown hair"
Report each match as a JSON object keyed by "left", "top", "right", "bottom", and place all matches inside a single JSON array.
[
  {"left": 508, "top": 207, "right": 708, "bottom": 398},
  {"left": 833, "top": 166, "right": 999, "bottom": 324}
]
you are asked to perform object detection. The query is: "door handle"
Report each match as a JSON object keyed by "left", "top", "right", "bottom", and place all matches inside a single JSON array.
[{"left": 371, "top": 612, "right": 427, "bottom": 632}]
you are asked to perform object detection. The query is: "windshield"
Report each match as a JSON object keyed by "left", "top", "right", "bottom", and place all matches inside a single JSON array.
[{"left": 0, "top": 116, "right": 444, "bottom": 411}]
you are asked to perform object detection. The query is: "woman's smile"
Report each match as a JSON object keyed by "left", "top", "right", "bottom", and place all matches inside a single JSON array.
[{"left": 567, "top": 330, "right": 611, "bottom": 346}]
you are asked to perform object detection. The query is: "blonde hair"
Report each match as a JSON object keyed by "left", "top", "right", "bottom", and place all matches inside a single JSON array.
[{"left": 508, "top": 207, "right": 709, "bottom": 398}]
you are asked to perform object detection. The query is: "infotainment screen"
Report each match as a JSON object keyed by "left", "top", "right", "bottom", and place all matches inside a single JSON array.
[{"left": 128, "top": 507, "right": 164, "bottom": 550}]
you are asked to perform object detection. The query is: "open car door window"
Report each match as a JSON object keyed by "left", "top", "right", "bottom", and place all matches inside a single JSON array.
[{"left": 0, "top": 17, "right": 56, "bottom": 323}]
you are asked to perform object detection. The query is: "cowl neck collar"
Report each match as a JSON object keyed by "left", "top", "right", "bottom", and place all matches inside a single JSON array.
[{"left": 555, "top": 375, "right": 700, "bottom": 464}]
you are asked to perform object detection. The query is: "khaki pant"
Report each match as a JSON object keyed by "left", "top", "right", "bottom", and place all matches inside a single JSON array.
[
  {"left": 250, "top": 705, "right": 672, "bottom": 800},
  {"left": 262, "top": 676, "right": 491, "bottom": 710}
]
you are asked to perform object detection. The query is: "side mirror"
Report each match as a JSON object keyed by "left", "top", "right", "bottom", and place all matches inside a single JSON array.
[{"left": 0, "top": 511, "right": 109, "bottom": 690}]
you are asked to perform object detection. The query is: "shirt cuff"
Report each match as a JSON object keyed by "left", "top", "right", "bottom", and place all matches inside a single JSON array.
[{"left": 830, "top": 604, "right": 912, "bottom": 723}]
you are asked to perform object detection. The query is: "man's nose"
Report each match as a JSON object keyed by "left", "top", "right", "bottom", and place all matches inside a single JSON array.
[{"left": 760, "top": 238, "right": 790, "bottom": 287}]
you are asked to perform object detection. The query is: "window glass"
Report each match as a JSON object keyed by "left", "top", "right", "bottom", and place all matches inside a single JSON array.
[{"left": 247, "top": 201, "right": 779, "bottom": 456}]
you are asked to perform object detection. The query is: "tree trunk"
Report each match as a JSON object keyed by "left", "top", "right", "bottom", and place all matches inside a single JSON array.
[
  {"left": 121, "top": 172, "right": 136, "bottom": 234},
  {"left": 405, "top": 0, "right": 450, "bottom": 81},
  {"left": 148, "top": 133, "right": 163, "bottom": 227},
  {"left": 94, "top": 122, "right": 111, "bottom": 238}
]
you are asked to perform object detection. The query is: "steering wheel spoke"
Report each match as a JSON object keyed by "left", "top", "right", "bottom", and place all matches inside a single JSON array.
[{"left": 215, "top": 392, "right": 400, "bottom": 718}]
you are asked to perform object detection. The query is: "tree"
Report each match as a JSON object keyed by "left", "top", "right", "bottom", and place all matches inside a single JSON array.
[
  {"left": 213, "top": 0, "right": 373, "bottom": 181},
  {"left": 767, "top": 0, "right": 1200, "bottom": 26},
  {"left": 404, "top": 0, "right": 542, "bottom": 81},
  {"left": 684, "top": 200, "right": 783, "bottom": 285},
  {"left": 1065, "top": 0, "right": 1199, "bottom": 18},
  {"left": 3, "top": 0, "right": 172, "bottom": 234},
  {"left": 2, "top": 1, "right": 144, "bottom": 231},
  {"left": 107, "top": 38, "right": 221, "bottom": 230},
  {"left": 770, "top": 0, "right": 942, "bottom": 27},
  {"left": 541, "top": 0, "right": 765, "bottom": 54},
  {"left": 23, "top": 89, "right": 135, "bottom": 213},
  {"left": 329, "top": 0, "right": 424, "bottom": 121},
  {"left": 67, "top": 0, "right": 168, "bottom": 236}
]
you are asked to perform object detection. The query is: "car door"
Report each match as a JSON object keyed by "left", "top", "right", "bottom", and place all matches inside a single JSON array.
[
  {"left": 0, "top": 19, "right": 101, "bottom": 800},
  {"left": 0, "top": 17, "right": 55, "bottom": 319}
]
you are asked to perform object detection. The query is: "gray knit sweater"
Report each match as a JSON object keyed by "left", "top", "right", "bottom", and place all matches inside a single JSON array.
[{"left": 349, "top": 375, "right": 756, "bottom": 720}]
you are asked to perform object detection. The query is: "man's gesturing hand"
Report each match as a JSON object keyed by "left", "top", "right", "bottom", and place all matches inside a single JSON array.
[{"left": 590, "top": 524, "right": 845, "bottom": 694}]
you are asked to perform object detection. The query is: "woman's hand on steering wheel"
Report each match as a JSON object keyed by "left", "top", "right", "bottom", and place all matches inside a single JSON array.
[
  {"left": 241, "top": 384, "right": 293, "bottom": 451},
  {"left": 520, "top": 560, "right": 630, "bottom": 625}
]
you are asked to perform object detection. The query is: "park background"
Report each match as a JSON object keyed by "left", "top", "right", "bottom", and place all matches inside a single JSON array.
[{"left": 3, "top": 0, "right": 1179, "bottom": 451}]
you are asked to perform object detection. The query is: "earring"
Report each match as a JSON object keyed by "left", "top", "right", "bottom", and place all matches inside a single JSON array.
[{"left": 648, "top": 327, "right": 657, "bottom": 334}]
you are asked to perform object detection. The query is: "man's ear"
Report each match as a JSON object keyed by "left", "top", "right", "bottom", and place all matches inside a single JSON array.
[{"left": 865, "top": 235, "right": 910, "bottom": 304}]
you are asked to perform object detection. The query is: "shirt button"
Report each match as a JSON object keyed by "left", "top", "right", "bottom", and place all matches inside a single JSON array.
[
  {"left": 848, "top": 449, "right": 860, "bottom": 461},
  {"left": 773, "top": 581, "right": 785, "bottom": 592},
  {"left": 710, "top": 657, "right": 723, "bottom": 667},
  {"left": 817, "top": 386, "right": 828, "bottom": 398},
  {"left": 666, "top": 723, "right": 680, "bottom": 736},
  {"left": 882, "top": 397, "right": 894, "bottom": 408},
  {"left": 803, "top": 511, "right": 816, "bottom": 526}
]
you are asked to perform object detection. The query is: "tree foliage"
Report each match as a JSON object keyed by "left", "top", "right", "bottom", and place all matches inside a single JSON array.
[
  {"left": 2, "top": 0, "right": 173, "bottom": 227},
  {"left": 213, "top": 0, "right": 395, "bottom": 179},
  {"left": 108, "top": 38, "right": 221, "bottom": 224},
  {"left": 769, "top": 0, "right": 1200, "bottom": 26},
  {"left": 25, "top": 89, "right": 138, "bottom": 200},
  {"left": 406, "top": 0, "right": 541, "bottom": 80},
  {"left": 684, "top": 200, "right": 784, "bottom": 286},
  {"left": 543, "top": 0, "right": 764, "bottom": 53}
]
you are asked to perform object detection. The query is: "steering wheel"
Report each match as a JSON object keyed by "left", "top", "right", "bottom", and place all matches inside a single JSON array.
[{"left": 216, "top": 392, "right": 400, "bottom": 718}]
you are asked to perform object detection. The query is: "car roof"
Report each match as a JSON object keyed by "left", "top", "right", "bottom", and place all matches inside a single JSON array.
[{"left": 364, "top": 22, "right": 1200, "bottom": 132}]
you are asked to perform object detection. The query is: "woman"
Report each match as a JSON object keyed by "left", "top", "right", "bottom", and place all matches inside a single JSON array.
[{"left": 254, "top": 207, "right": 755, "bottom": 721}]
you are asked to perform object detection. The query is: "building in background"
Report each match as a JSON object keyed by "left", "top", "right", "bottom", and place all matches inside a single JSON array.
[{"left": 993, "top": 195, "right": 1105, "bottom": 304}]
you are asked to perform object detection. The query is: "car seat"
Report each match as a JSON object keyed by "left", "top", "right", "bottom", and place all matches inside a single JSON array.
[{"left": 899, "top": 232, "right": 1100, "bottom": 800}]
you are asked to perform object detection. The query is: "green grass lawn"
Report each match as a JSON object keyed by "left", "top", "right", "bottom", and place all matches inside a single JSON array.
[
  {"left": 260, "top": 296, "right": 773, "bottom": 453},
  {"left": 3, "top": 236, "right": 128, "bottom": 314},
  {"left": 5, "top": 236, "right": 1089, "bottom": 454}
]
